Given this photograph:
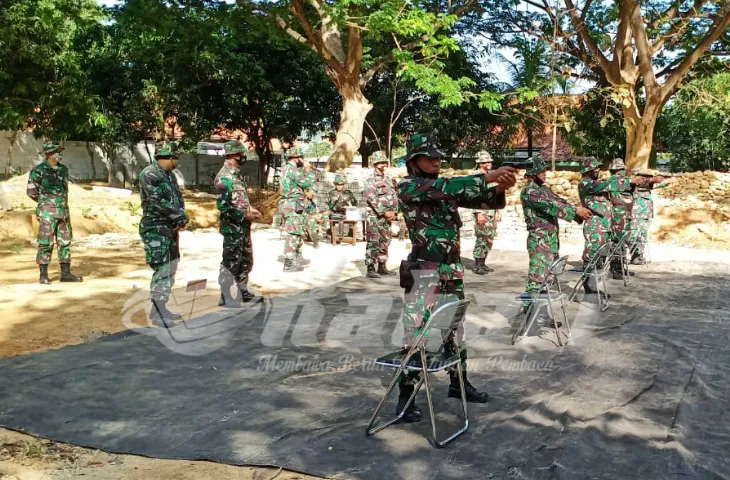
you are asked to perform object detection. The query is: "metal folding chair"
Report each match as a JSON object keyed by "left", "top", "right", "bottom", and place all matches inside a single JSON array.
[
  {"left": 567, "top": 242, "right": 612, "bottom": 312},
  {"left": 607, "top": 230, "right": 632, "bottom": 287},
  {"left": 627, "top": 223, "right": 651, "bottom": 267},
  {"left": 366, "top": 299, "right": 471, "bottom": 448},
  {"left": 512, "top": 256, "right": 571, "bottom": 346}
]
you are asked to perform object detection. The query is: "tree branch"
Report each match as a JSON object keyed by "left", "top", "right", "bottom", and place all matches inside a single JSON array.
[
  {"left": 563, "top": 0, "right": 616, "bottom": 82},
  {"left": 628, "top": 0, "right": 658, "bottom": 89},
  {"left": 273, "top": 14, "right": 318, "bottom": 54},
  {"left": 651, "top": 0, "right": 707, "bottom": 54}
]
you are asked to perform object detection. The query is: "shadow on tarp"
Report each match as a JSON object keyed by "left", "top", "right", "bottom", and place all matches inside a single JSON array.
[{"left": 1, "top": 255, "right": 730, "bottom": 479}]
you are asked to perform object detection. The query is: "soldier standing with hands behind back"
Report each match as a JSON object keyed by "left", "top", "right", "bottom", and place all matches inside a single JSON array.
[
  {"left": 138, "top": 141, "right": 188, "bottom": 327},
  {"left": 27, "top": 141, "right": 83, "bottom": 284},
  {"left": 215, "top": 140, "right": 261, "bottom": 307},
  {"left": 364, "top": 151, "right": 399, "bottom": 279},
  {"left": 279, "top": 147, "right": 315, "bottom": 272},
  {"left": 396, "top": 134, "right": 517, "bottom": 422}
]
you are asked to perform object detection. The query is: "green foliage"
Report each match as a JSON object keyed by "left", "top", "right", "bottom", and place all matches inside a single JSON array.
[
  {"left": 306, "top": 141, "right": 333, "bottom": 158},
  {"left": 658, "top": 73, "right": 730, "bottom": 172},
  {"left": 567, "top": 88, "right": 626, "bottom": 160}
]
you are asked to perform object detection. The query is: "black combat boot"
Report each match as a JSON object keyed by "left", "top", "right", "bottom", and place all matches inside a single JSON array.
[
  {"left": 150, "top": 300, "right": 181, "bottom": 328},
  {"left": 610, "top": 259, "right": 624, "bottom": 280},
  {"left": 283, "top": 258, "right": 303, "bottom": 272},
  {"left": 630, "top": 254, "right": 646, "bottom": 265},
  {"left": 448, "top": 372, "right": 489, "bottom": 403},
  {"left": 366, "top": 265, "right": 381, "bottom": 279},
  {"left": 377, "top": 261, "right": 396, "bottom": 276},
  {"left": 396, "top": 384, "right": 421, "bottom": 423},
  {"left": 39, "top": 264, "right": 51, "bottom": 284},
  {"left": 219, "top": 285, "right": 241, "bottom": 308},
  {"left": 59, "top": 263, "right": 83, "bottom": 282},
  {"left": 473, "top": 257, "right": 486, "bottom": 275},
  {"left": 237, "top": 286, "right": 260, "bottom": 304},
  {"left": 583, "top": 275, "right": 611, "bottom": 299},
  {"left": 483, "top": 261, "right": 495, "bottom": 273}
]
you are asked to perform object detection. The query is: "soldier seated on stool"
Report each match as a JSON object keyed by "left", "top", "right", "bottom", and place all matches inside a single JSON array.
[{"left": 326, "top": 173, "right": 356, "bottom": 239}]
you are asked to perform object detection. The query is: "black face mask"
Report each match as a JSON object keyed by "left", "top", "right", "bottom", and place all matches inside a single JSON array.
[
  {"left": 407, "top": 161, "right": 439, "bottom": 179},
  {"left": 296, "top": 159, "right": 304, "bottom": 168},
  {"left": 588, "top": 170, "right": 600, "bottom": 180},
  {"left": 534, "top": 176, "right": 545, "bottom": 186}
]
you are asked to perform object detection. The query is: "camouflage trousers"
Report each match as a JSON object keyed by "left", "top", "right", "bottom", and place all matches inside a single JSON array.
[
  {"left": 36, "top": 215, "right": 72, "bottom": 264},
  {"left": 140, "top": 224, "right": 180, "bottom": 302},
  {"left": 399, "top": 261, "right": 467, "bottom": 386},
  {"left": 283, "top": 212, "right": 305, "bottom": 259},
  {"left": 525, "top": 230, "right": 559, "bottom": 296},
  {"left": 365, "top": 215, "right": 391, "bottom": 267},
  {"left": 305, "top": 213, "right": 328, "bottom": 242},
  {"left": 473, "top": 222, "right": 496, "bottom": 259},
  {"left": 610, "top": 210, "right": 631, "bottom": 272},
  {"left": 582, "top": 215, "right": 612, "bottom": 264},
  {"left": 629, "top": 217, "right": 650, "bottom": 258},
  {"left": 219, "top": 223, "right": 253, "bottom": 288}
]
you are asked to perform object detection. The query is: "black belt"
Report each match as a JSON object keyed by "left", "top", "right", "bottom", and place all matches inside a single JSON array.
[{"left": 409, "top": 247, "right": 460, "bottom": 264}]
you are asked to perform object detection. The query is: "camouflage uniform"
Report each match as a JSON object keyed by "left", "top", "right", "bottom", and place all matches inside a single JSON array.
[
  {"left": 397, "top": 134, "right": 503, "bottom": 408},
  {"left": 521, "top": 158, "right": 579, "bottom": 297},
  {"left": 215, "top": 143, "right": 254, "bottom": 301},
  {"left": 578, "top": 157, "right": 631, "bottom": 265},
  {"left": 630, "top": 171, "right": 666, "bottom": 263},
  {"left": 472, "top": 151, "right": 499, "bottom": 273},
  {"left": 364, "top": 151, "right": 398, "bottom": 274},
  {"left": 27, "top": 149, "right": 72, "bottom": 265},
  {"left": 139, "top": 142, "right": 188, "bottom": 309},
  {"left": 608, "top": 158, "right": 634, "bottom": 276},
  {"left": 304, "top": 195, "right": 326, "bottom": 246},
  {"left": 279, "top": 147, "right": 315, "bottom": 270},
  {"left": 326, "top": 174, "right": 356, "bottom": 238},
  {"left": 27, "top": 142, "right": 83, "bottom": 283}
]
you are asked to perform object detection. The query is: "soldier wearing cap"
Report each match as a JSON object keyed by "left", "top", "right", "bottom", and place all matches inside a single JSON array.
[
  {"left": 471, "top": 151, "right": 500, "bottom": 275},
  {"left": 396, "top": 133, "right": 517, "bottom": 422},
  {"left": 214, "top": 140, "right": 262, "bottom": 307},
  {"left": 326, "top": 173, "right": 357, "bottom": 239},
  {"left": 607, "top": 158, "right": 635, "bottom": 279},
  {"left": 27, "top": 141, "right": 83, "bottom": 284},
  {"left": 521, "top": 157, "right": 591, "bottom": 319},
  {"left": 279, "top": 146, "right": 315, "bottom": 272},
  {"left": 629, "top": 169, "right": 667, "bottom": 265},
  {"left": 364, "top": 151, "right": 398, "bottom": 278},
  {"left": 579, "top": 157, "right": 643, "bottom": 294},
  {"left": 138, "top": 140, "right": 188, "bottom": 327}
]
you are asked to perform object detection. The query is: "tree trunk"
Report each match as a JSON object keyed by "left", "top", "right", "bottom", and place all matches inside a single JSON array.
[
  {"left": 527, "top": 128, "right": 533, "bottom": 158},
  {"left": 326, "top": 87, "right": 372, "bottom": 171},
  {"left": 4, "top": 131, "right": 17, "bottom": 179},
  {"left": 85, "top": 142, "right": 97, "bottom": 181},
  {"left": 623, "top": 99, "right": 660, "bottom": 173}
]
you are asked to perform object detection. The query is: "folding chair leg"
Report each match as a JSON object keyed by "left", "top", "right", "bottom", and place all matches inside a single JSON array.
[
  {"left": 366, "top": 367, "right": 425, "bottom": 437},
  {"left": 546, "top": 296, "right": 562, "bottom": 347},
  {"left": 512, "top": 301, "right": 541, "bottom": 345},
  {"left": 568, "top": 276, "right": 587, "bottom": 303},
  {"left": 599, "top": 274, "right": 609, "bottom": 312},
  {"left": 560, "top": 297, "right": 571, "bottom": 341},
  {"left": 421, "top": 348, "right": 468, "bottom": 448}
]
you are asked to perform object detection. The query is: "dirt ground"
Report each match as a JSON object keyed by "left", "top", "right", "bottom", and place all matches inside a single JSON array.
[{"left": 0, "top": 239, "right": 321, "bottom": 480}]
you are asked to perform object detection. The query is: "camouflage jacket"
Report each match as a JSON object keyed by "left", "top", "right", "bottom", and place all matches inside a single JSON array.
[
  {"left": 399, "top": 173, "right": 505, "bottom": 258},
  {"left": 609, "top": 173, "right": 634, "bottom": 217},
  {"left": 326, "top": 189, "right": 357, "bottom": 213},
  {"left": 632, "top": 181, "right": 665, "bottom": 219},
  {"left": 471, "top": 169, "right": 498, "bottom": 219},
  {"left": 214, "top": 160, "right": 250, "bottom": 227},
  {"left": 27, "top": 160, "right": 69, "bottom": 219},
  {"left": 365, "top": 170, "right": 399, "bottom": 217},
  {"left": 279, "top": 162, "right": 315, "bottom": 214},
  {"left": 139, "top": 162, "right": 188, "bottom": 231},
  {"left": 305, "top": 198, "right": 319, "bottom": 215},
  {"left": 521, "top": 181, "right": 578, "bottom": 233},
  {"left": 579, "top": 176, "right": 630, "bottom": 218}
]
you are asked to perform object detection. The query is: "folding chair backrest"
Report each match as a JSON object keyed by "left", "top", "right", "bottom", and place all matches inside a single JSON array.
[
  {"left": 422, "top": 298, "right": 471, "bottom": 334},
  {"left": 548, "top": 255, "right": 569, "bottom": 276},
  {"left": 586, "top": 242, "right": 613, "bottom": 270}
]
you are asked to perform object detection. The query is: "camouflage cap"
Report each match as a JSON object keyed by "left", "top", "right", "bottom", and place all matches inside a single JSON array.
[
  {"left": 224, "top": 140, "right": 247, "bottom": 155},
  {"left": 287, "top": 146, "right": 305, "bottom": 159},
  {"left": 369, "top": 150, "right": 389, "bottom": 165},
  {"left": 334, "top": 174, "right": 346, "bottom": 185},
  {"left": 609, "top": 158, "right": 626, "bottom": 171},
  {"left": 401, "top": 133, "right": 445, "bottom": 164},
  {"left": 526, "top": 156, "right": 548, "bottom": 176},
  {"left": 580, "top": 157, "right": 602, "bottom": 174},
  {"left": 155, "top": 140, "right": 179, "bottom": 159},
  {"left": 475, "top": 150, "right": 493, "bottom": 164},
  {"left": 42, "top": 142, "right": 64, "bottom": 155}
]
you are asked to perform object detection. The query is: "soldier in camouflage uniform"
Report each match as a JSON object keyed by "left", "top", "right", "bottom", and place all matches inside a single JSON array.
[
  {"left": 326, "top": 173, "right": 356, "bottom": 239},
  {"left": 608, "top": 158, "right": 635, "bottom": 279},
  {"left": 472, "top": 151, "right": 500, "bottom": 275},
  {"left": 521, "top": 157, "right": 591, "bottom": 316},
  {"left": 26, "top": 142, "right": 83, "bottom": 284},
  {"left": 630, "top": 170, "right": 667, "bottom": 265},
  {"left": 215, "top": 140, "right": 262, "bottom": 308},
  {"left": 579, "top": 157, "right": 642, "bottom": 293},
  {"left": 279, "top": 146, "right": 315, "bottom": 272},
  {"left": 364, "top": 151, "right": 398, "bottom": 279},
  {"left": 396, "top": 134, "right": 517, "bottom": 423},
  {"left": 303, "top": 188, "right": 325, "bottom": 248},
  {"left": 138, "top": 141, "right": 188, "bottom": 327}
]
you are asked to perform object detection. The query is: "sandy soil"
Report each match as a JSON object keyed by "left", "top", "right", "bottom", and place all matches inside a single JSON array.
[{"left": 0, "top": 240, "right": 322, "bottom": 480}]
